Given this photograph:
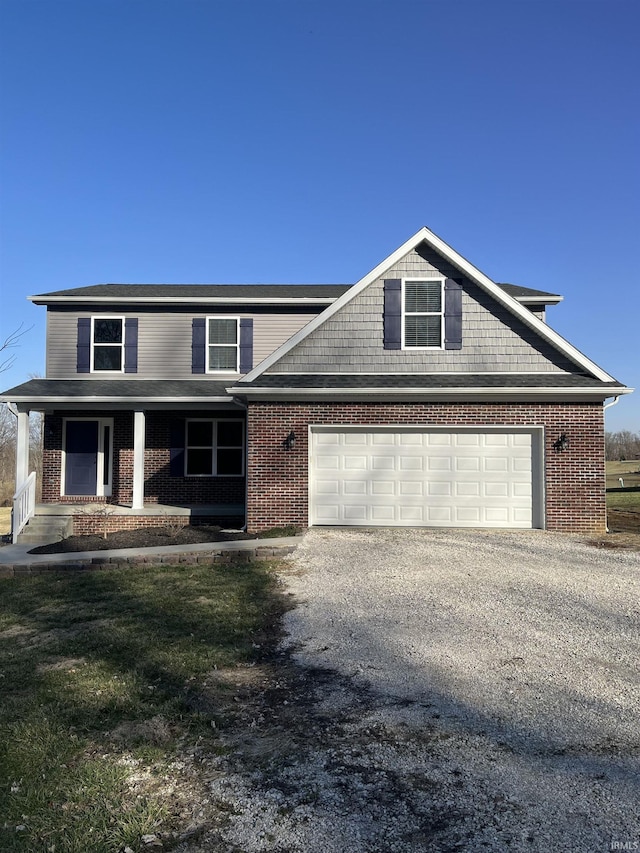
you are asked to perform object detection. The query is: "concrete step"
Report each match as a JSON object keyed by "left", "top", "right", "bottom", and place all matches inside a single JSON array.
[{"left": 17, "top": 515, "right": 73, "bottom": 545}]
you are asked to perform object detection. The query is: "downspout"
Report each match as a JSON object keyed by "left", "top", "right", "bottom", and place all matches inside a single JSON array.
[{"left": 603, "top": 395, "right": 621, "bottom": 532}]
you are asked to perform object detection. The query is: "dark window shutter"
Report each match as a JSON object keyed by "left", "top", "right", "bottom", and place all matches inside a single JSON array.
[
  {"left": 444, "top": 278, "right": 463, "bottom": 350},
  {"left": 192, "top": 318, "right": 206, "bottom": 374},
  {"left": 383, "top": 279, "right": 402, "bottom": 350},
  {"left": 124, "top": 318, "right": 138, "bottom": 373},
  {"left": 239, "top": 318, "right": 254, "bottom": 373},
  {"left": 77, "top": 318, "right": 91, "bottom": 373},
  {"left": 169, "top": 420, "right": 185, "bottom": 477}
]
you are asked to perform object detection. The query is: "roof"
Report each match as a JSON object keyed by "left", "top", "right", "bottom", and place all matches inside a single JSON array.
[
  {"left": 0, "top": 378, "right": 234, "bottom": 404},
  {"left": 29, "top": 281, "right": 560, "bottom": 305},
  {"left": 496, "top": 283, "right": 562, "bottom": 303},
  {"left": 233, "top": 373, "right": 624, "bottom": 390},
  {"left": 29, "top": 284, "right": 352, "bottom": 305},
  {"left": 3, "top": 374, "right": 629, "bottom": 408},
  {"left": 227, "top": 372, "right": 630, "bottom": 403}
]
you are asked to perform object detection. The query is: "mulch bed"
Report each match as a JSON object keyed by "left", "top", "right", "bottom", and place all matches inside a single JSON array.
[{"left": 28, "top": 523, "right": 253, "bottom": 555}]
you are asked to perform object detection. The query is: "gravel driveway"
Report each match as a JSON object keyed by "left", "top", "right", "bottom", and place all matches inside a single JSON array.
[{"left": 195, "top": 529, "right": 640, "bottom": 853}]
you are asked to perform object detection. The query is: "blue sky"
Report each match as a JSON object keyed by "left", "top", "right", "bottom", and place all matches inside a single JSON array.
[{"left": 1, "top": 0, "right": 638, "bottom": 430}]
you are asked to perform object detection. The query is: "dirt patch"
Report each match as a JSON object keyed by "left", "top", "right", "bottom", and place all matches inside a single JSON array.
[
  {"left": 587, "top": 508, "right": 640, "bottom": 550},
  {"left": 28, "top": 522, "right": 252, "bottom": 555}
]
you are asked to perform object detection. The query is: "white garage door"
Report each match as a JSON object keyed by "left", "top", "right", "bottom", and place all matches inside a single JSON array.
[{"left": 310, "top": 427, "right": 540, "bottom": 528}]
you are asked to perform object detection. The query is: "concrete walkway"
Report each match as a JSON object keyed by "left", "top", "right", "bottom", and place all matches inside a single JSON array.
[{"left": 0, "top": 535, "right": 303, "bottom": 571}]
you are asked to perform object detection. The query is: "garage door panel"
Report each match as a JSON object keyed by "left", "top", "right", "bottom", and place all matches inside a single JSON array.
[{"left": 311, "top": 429, "right": 537, "bottom": 529}]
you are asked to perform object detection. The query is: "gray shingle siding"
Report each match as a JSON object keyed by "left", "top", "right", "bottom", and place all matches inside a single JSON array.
[{"left": 267, "top": 248, "right": 579, "bottom": 374}]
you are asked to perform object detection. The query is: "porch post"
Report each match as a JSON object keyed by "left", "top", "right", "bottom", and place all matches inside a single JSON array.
[
  {"left": 15, "top": 409, "right": 30, "bottom": 488},
  {"left": 132, "top": 410, "right": 146, "bottom": 510}
]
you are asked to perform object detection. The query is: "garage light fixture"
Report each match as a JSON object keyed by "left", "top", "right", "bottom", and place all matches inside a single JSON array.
[
  {"left": 553, "top": 432, "right": 569, "bottom": 452},
  {"left": 283, "top": 430, "right": 296, "bottom": 451}
]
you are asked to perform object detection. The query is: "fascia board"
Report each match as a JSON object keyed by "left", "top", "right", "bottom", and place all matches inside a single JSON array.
[
  {"left": 227, "top": 385, "right": 633, "bottom": 400},
  {"left": 516, "top": 295, "right": 564, "bottom": 305},
  {"left": 0, "top": 395, "right": 236, "bottom": 404},
  {"left": 28, "top": 296, "right": 339, "bottom": 306},
  {"left": 241, "top": 226, "right": 614, "bottom": 384}
]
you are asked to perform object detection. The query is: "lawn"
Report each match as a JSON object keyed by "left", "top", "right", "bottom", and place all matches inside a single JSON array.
[
  {"left": 0, "top": 506, "right": 11, "bottom": 536},
  {"left": 606, "top": 460, "right": 640, "bottom": 514},
  {"left": 0, "top": 560, "right": 287, "bottom": 853}
]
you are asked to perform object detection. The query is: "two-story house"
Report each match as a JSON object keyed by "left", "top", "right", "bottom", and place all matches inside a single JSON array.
[{"left": 2, "top": 227, "right": 631, "bottom": 541}]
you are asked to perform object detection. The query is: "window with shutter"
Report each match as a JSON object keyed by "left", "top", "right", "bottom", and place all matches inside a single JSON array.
[
  {"left": 207, "top": 317, "right": 240, "bottom": 372},
  {"left": 91, "top": 317, "right": 125, "bottom": 371},
  {"left": 402, "top": 280, "right": 444, "bottom": 349}
]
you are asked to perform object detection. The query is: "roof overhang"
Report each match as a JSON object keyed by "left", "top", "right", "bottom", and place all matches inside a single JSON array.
[
  {"left": 227, "top": 385, "right": 632, "bottom": 404},
  {"left": 29, "top": 295, "right": 341, "bottom": 306}
]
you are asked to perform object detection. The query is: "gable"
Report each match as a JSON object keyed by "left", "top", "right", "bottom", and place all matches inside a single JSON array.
[{"left": 265, "top": 246, "right": 580, "bottom": 375}]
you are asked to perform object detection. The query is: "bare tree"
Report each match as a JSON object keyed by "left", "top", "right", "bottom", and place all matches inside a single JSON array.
[
  {"left": 0, "top": 403, "right": 16, "bottom": 505},
  {"left": 605, "top": 430, "right": 640, "bottom": 461},
  {"left": 0, "top": 324, "right": 33, "bottom": 374}
]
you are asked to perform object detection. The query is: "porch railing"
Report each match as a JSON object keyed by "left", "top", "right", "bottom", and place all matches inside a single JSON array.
[{"left": 12, "top": 471, "right": 36, "bottom": 544}]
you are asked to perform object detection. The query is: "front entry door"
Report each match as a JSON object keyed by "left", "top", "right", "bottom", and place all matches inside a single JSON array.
[{"left": 63, "top": 419, "right": 113, "bottom": 497}]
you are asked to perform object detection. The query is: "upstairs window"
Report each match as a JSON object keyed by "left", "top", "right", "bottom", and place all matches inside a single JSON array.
[
  {"left": 92, "top": 317, "right": 124, "bottom": 371},
  {"left": 185, "top": 419, "right": 244, "bottom": 476},
  {"left": 402, "top": 279, "right": 444, "bottom": 349},
  {"left": 207, "top": 317, "right": 239, "bottom": 372}
]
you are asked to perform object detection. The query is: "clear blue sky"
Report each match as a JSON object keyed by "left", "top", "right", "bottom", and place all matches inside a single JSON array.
[{"left": 1, "top": 0, "right": 638, "bottom": 430}]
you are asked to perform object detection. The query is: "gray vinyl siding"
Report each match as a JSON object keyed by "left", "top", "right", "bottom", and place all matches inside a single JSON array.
[
  {"left": 46, "top": 309, "right": 315, "bottom": 379},
  {"left": 268, "top": 247, "right": 579, "bottom": 374}
]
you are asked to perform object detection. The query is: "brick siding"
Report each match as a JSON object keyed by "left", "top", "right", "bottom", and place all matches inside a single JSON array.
[
  {"left": 42, "top": 410, "right": 245, "bottom": 507},
  {"left": 246, "top": 401, "right": 606, "bottom": 534}
]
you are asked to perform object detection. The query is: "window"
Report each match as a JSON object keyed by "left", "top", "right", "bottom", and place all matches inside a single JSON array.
[
  {"left": 207, "top": 317, "right": 239, "bottom": 372},
  {"left": 402, "top": 279, "right": 444, "bottom": 348},
  {"left": 185, "top": 419, "right": 244, "bottom": 476},
  {"left": 92, "top": 317, "right": 124, "bottom": 371}
]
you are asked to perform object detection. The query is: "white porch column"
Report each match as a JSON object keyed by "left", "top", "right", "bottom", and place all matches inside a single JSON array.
[
  {"left": 132, "top": 410, "right": 146, "bottom": 510},
  {"left": 15, "top": 410, "right": 30, "bottom": 489}
]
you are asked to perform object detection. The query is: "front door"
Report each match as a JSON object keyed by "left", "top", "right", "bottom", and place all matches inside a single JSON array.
[{"left": 63, "top": 419, "right": 113, "bottom": 497}]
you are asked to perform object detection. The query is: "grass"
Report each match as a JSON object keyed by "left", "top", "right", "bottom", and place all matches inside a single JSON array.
[
  {"left": 0, "top": 506, "right": 11, "bottom": 536},
  {"left": 605, "top": 460, "right": 640, "bottom": 490},
  {"left": 0, "top": 560, "right": 287, "bottom": 852},
  {"left": 606, "top": 460, "right": 640, "bottom": 512}
]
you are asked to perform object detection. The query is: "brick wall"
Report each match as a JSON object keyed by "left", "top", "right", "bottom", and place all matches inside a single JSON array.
[
  {"left": 246, "top": 401, "right": 606, "bottom": 534},
  {"left": 42, "top": 410, "right": 245, "bottom": 506}
]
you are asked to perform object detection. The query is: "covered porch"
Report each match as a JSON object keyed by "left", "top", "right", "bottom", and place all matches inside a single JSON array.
[{"left": 1, "top": 379, "right": 246, "bottom": 541}]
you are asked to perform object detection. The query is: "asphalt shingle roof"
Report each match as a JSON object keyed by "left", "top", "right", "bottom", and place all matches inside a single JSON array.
[
  {"left": 0, "top": 379, "right": 232, "bottom": 399},
  {"left": 237, "top": 373, "right": 622, "bottom": 390},
  {"left": 30, "top": 282, "right": 560, "bottom": 302}
]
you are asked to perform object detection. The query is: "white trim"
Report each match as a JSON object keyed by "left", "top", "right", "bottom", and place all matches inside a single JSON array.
[
  {"left": 61, "top": 417, "right": 114, "bottom": 497},
  {"left": 29, "top": 295, "right": 343, "bottom": 306},
  {"left": 206, "top": 316, "right": 240, "bottom": 374},
  {"left": 1, "top": 396, "right": 237, "bottom": 404},
  {"left": 401, "top": 277, "right": 445, "bottom": 350},
  {"left": 132, "top": 410, "right": 145, "bottom": 509},
  {"left": 228, "top": 385, "right": 629, "bottom": 398},
  {"left": 517, "top": 295, "right": 563, "bottom": 305},
  {"left": 15, "top": 411, "right": 30, "bottom": 488},
  {"left": 91, "top": 316, "right": 125, "bottom": 374},
  {"left": 240, "top": 227, "right": 616, "bottom": 384},
  {"left": 307, "top": 424, "right": 545, "bottom": 530}
]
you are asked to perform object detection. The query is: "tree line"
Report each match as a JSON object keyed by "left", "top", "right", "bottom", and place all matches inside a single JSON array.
[{"left": 605, "top": 430, "right": 640, "bottom": 461}]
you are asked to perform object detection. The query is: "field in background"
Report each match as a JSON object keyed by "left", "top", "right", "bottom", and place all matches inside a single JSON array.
[
  {"left": 0, "top": 507, "right": 10, "bottom": 536},
  {"left": 606, "top": 460, "right": 640, "bottom": 491}
]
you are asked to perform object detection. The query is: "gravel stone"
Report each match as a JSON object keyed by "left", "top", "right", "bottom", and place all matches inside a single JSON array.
[{"left": 180, "top": 528, "right": 640, "bottom": 852}]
